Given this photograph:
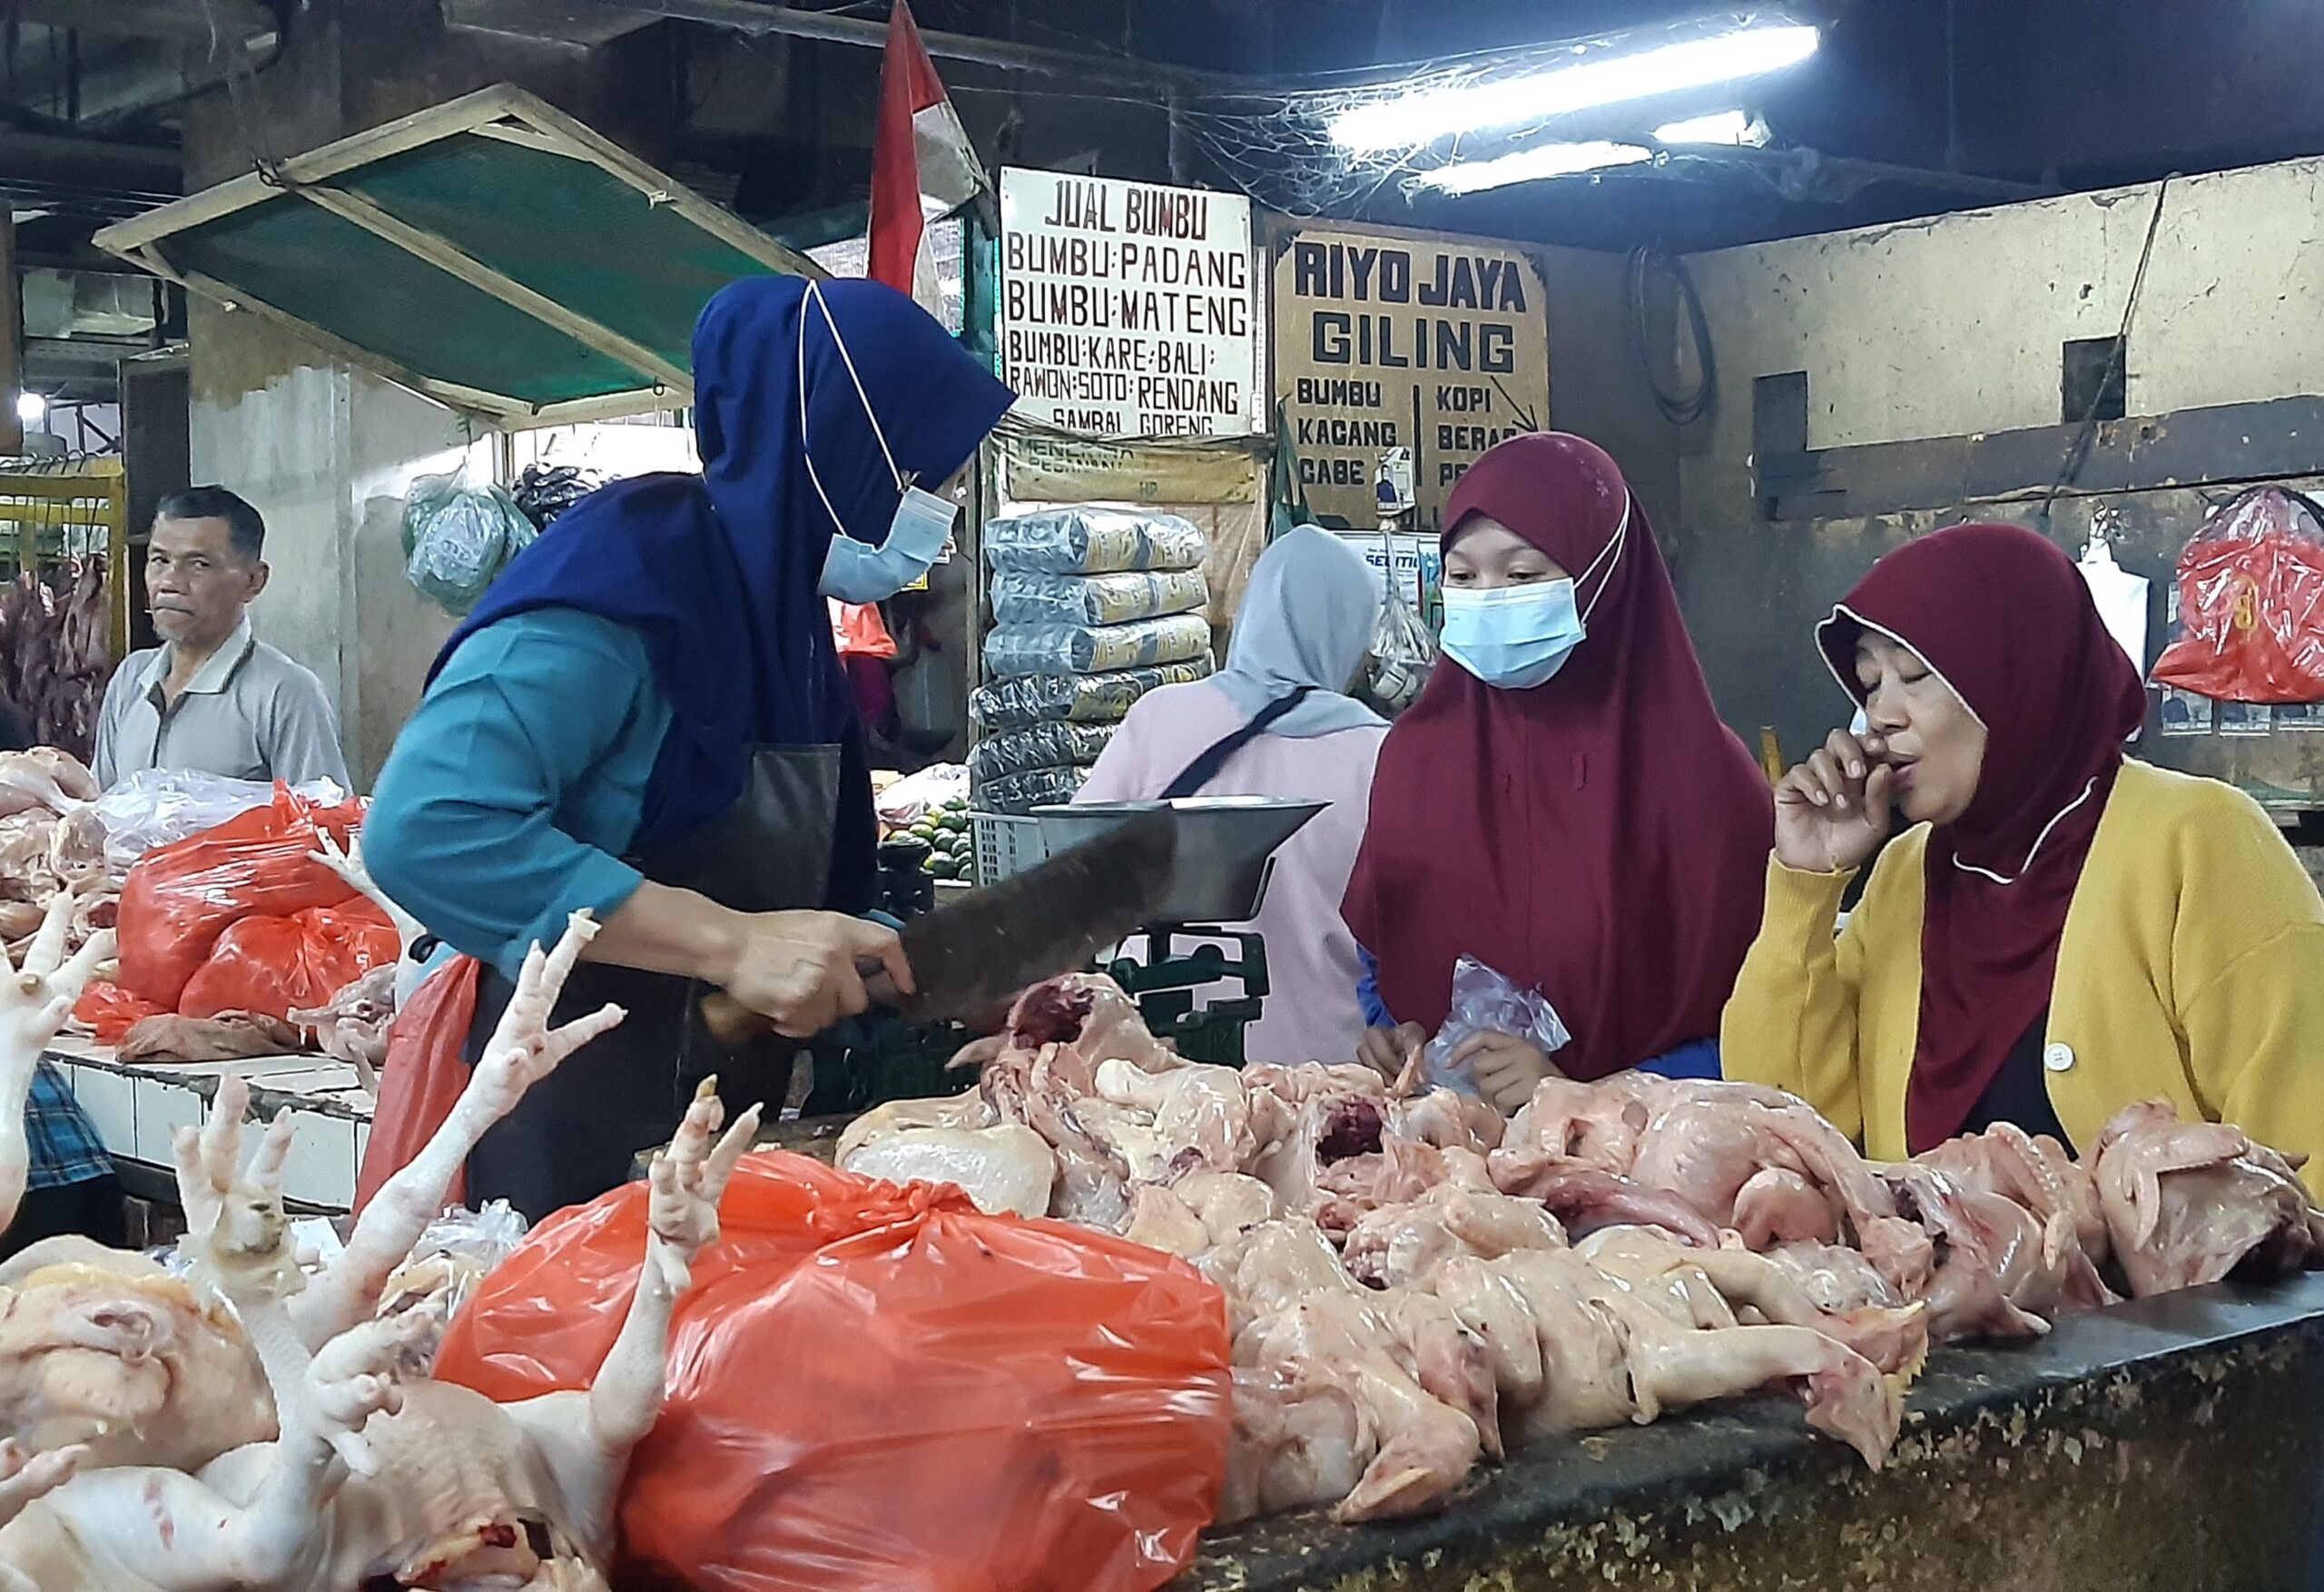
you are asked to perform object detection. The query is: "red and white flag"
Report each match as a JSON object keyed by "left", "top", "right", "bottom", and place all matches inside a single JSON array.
[{"left": 869, "top": 0, "right": 983, "bottom": 319}]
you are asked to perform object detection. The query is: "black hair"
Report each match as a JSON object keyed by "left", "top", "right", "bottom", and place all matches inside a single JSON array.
[{"left": 155, "top": 486, "right": 265, "bottom": 563}]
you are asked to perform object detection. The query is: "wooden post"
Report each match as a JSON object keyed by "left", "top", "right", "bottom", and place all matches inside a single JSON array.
[{"left": 0, "top": 214, "right": 20, "bottom": 457}]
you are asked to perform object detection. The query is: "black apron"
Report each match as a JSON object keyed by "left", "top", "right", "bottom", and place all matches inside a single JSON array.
[{"left": 464, "top": 745, "right": 842, "bottom": 1222}]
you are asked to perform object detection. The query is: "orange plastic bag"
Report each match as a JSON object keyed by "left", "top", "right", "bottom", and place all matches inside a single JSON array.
[
  {"left": 2152, "top": 486, "right": 2324, "bottom": 703},
  {"left": 74, "top": 979, "right": 164, "bottom": 1045},
  {"left": 178, "top": 901, "right": 398, "bottom": 1022},
  {"left": 117, "top": 787, "right": 369, "bottom": 1008},
  {"left": 437, "top": 1155, "right": 1232, "bottom": 1592},
  {"left": 354, "top": 955, "right": 480, "bottom": 1214}
]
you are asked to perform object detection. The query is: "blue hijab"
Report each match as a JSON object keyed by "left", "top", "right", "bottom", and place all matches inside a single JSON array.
[{"left": 437, "top": 276, "right": 1013, "bottom": 906}]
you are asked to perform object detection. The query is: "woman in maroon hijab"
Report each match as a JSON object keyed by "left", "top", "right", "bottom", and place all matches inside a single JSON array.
[
  {"left": 1343, "top": 433, "right": 1773, "bottom": 1112},
  {"left": 1725, "top": 522, "right": 2324, "bottom": 1186}
]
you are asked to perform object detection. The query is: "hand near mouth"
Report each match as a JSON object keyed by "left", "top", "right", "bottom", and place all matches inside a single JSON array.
[{"left": 1774, "top": 725, "right": 1897, "bottom": 874}]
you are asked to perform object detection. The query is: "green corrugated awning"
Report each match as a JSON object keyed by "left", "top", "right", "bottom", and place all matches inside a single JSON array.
[{"left": 94, "top": 85, "right": 822, "bottom": 426}]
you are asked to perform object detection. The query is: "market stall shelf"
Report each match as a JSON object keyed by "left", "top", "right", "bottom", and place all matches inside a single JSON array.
[
  {"left": 1187, "top": 1273, "right": 2324, "bottom": 1591},
  {"left": 41, "top": 1037, "right": 370, "bottom": 1213}
]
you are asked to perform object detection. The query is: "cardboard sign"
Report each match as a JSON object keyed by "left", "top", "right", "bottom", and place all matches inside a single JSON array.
[
  {"left": 1273, "top": 225, "right": 1551, "bottom": 532},
  {"left": 998, "top": 168, "right": 1257, "bottom": 439}
]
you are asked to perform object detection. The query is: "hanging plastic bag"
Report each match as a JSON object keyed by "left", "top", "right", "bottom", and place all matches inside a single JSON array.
[
  {"left": 829, "top": 599, "right": 898, "bottom": 661},
  {"left": 435, "top": 1155, "right": 1231, "bottom": 1592},
  {"left": 354, "top": 954, "right": 482, "bottom": 1214},
  {"left": 115, "top": 787, "right": 369, "bottom": 1010},
  {"left": 178, "top": 900, "right": 399, "bottom": 1023},
  {"left": 1423, "top": 955, "right": 1572, "bottom": 1098},
  {"left": 2076, "top": 531, "right": 2150, "bottom": 674},
  {"left": 402, "top": 470, "right": 538, "bottom": 617},
  {"left": 2151, "top": 486, "right": 2324, "bottom": 703}
]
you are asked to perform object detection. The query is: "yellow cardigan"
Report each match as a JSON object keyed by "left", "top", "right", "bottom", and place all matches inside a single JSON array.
[{"left": 1723, "top": 760, "right": 2324, "bottom": 1195}]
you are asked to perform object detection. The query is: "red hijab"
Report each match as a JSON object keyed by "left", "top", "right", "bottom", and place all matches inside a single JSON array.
[
  {"left": 1343, "top": 433, "right": 1772, "bottom": 1080},
  {"left": 1815, "top": 524, "right": 2148, "bottom": 1151}
]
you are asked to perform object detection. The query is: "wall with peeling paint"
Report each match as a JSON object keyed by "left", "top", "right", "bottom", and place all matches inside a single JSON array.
[{"left": 1676, "top": 157, "right": 2324, "bottom": 529}]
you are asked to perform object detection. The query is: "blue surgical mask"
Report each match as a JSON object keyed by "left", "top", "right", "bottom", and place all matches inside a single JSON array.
[
  {"left": 1441, "top": 581, "right": 1585, "bottom": 689},
  {"left": 1439, "top": 498, "right": 1628, "bottom": 691},
  {"left": 800, "top": 280, "right": 959, "bottom": 603}
]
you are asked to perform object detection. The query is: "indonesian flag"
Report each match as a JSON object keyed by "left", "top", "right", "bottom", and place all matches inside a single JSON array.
[{"left": 869, "top": 0, "right": 983, "bottom": 319}]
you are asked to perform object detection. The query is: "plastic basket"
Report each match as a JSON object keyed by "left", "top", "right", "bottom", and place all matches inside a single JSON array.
[{"left": 972, "top": 811, "right": 1050, "bottom": 884}]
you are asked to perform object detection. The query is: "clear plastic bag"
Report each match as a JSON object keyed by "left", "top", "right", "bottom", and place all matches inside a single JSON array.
[
  {"left": 1365, "top": 533, "right": 1439, "bottom": 713},
  {"left": 2150, "top": 486, "right": 2324, "bottom": 703},
  {"left": 433, "top": 1155, "right": 1230, "bottom": 1592},
  {"left": 983, "top": 506, "right": 1207, "bottom": 575},
  {"left": 991, "top": 569, "right": 1211, "bottom": 627},
  {"left": 401, "top": 471, "right": 538, "bottom": 617},
  {"left": 871, "top": 762, "right": 969, "bottom": 830},
  {"left": 968, "top": 723, "right": 1115, "bottom": 782},
  {"left": 969, "top": 658, "right": 1214, "bottom": 731},
  {"left": 94, "top": 769, "right": 349, "bottom": 877},
  {"left": 973, "top": 765, "right": 1087, "bottom": 815},
  {"left": 983, "top": 613, "right": 1213, "bottom": 679},
  {"left": 378, "top": 1199, "right": 530, "bottom": 1332},
  {"left": 1423, "top": 955, "right": 1572, "bottom": 1098}
]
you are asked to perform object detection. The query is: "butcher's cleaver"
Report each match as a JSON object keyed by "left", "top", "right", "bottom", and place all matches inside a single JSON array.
[{"left": 700, "top": 808, "right": 1177, "bottom": 1044}]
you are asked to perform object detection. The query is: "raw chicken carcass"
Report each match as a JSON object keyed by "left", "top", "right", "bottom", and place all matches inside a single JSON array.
[
  {"left": 1092, "top": 1056, "right": 1256, "bottom": 1174},
  {"left": 1, "top": 912, "right": 621, "bottom": 1494},
  {"left": 289, "top": 965, "right": 397, "bottom": 1082},
  {"left": 835, "top": 1088, "right": 994, "bottom": 1160},
  {"left": 2, "top": 1078, "right": 755, "bottom": 1592},
  {"left": 843, "top": 1124, "right": 1056, "bottom": 1218},
  {"left": 1919, "top": 1122, "right": 2109, "bottom": 1272},
  {"left": 0, "top": 750, "right": 94, "bottom": 822},
  {"left": 1122, "top": 1172, "right": 1276, "bottom": 1259},
  {"left": 1233, "top": 1290, "right": 1482, "bottom": 1523},
  {"left": 2087, "top": 1099, "right": 2324, "bottom": 1296},
  {"left": 1342, "top": 1182, "right": 1567, "bottom": 1291}
]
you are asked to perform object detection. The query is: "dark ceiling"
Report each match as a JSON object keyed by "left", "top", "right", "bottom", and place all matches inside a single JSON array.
[{"left": 11, "top": 0, "right": 2324, "bottom": 265}]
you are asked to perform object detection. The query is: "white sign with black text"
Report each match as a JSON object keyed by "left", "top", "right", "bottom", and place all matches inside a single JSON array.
[{"left": 998, "top": 168, "right": 1257, "bottom": 439}]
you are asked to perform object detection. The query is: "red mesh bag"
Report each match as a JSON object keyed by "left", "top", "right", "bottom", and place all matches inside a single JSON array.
[
  {"left": 116, "top": 787, "right": 369, "bottom": 1009},
  {"left": 435, "top": 1154, "right": 1232, "bottom": 1592},
  {"left": 2152, "top": 486, "right": 2324, "bottom": 703},
  {"left": 177, "top": 901, "right": 398, "bottom": 1023}
]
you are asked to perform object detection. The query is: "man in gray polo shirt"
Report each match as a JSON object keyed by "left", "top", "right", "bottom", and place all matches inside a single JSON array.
[{"left": 92, "top": 486, "right": 350, "bottom": 791}]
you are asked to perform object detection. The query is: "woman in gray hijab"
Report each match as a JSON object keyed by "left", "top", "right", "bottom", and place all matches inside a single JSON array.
[{"left": 1075, "top": 526, "right": 1387, "bottom": 1062}]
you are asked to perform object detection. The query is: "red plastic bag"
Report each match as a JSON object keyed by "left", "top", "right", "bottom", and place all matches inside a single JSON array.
[
  {"left": 2152, "top": 486, "right": 2324, "bottom": 703},
  {"left": 437, "top": 1155, "right": 1232, "bottom": 1592},
  {"left": 829, "top": 598, "right": 898, "bottom": 660},
  {"left": 74, "top": 979, "right": 165, "bottom": 1045},
  {"left": 178, "top": 901, "right": 398, "bottom": 1023},
  {"left": 354, "top": 954, "right": 480, "bottom": 1214},
  {"left": 117, "top": 787, "right": 369, "bottom": 1009}
]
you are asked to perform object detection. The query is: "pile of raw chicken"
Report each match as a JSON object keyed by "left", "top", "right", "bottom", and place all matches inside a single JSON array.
[
  {"left": 842, "top": 973, "right": 2324, "bottom": 1527},
  {"left": 0, "top": 748, "right": 113, "bottom": 961},
  {"left": 0, "top": 908, "right": 753, "bottom": 1591}
]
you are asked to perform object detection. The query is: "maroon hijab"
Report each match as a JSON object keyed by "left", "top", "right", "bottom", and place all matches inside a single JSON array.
[
  {"left": 1343, "top": 433, "right": 1772, "bottom": 1080},
  {"left": 1815, "top": 524, "right": 2148, "bottom": 1151}
]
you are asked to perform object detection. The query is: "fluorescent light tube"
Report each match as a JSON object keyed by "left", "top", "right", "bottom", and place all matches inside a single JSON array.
[
  {"left": 1653, "top": 109, "right": 1754, "bottom": 145},
  {"left": 1333, "top": 22, "right": 1818, "bottom": 152},
  {"left": 1415, "top": 141, "right": 1653, "bottom": 195}
]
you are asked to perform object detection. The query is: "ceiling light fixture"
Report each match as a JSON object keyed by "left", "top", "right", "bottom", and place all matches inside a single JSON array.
[
  {"left": 13, "top": 393, "right": 44, "bottom": 426},
  {"left": 1332, "top": 22, "right": 1819, "bottom": 153},
  {"left": 1414, "top": 140, "right": 1654, "bottom": 196},
  {"left": 1652, "top": 109, "right": 1755, "bottom": 145}
]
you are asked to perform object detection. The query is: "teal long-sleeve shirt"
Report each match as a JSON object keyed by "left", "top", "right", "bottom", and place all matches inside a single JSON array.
[{"left": 366, "top": 607, "right": 674, "bottom": 982}]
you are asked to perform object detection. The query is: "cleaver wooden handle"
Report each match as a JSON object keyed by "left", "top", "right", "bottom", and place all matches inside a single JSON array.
[{"left": 700, "top": 968, "right": 906, "bottom": 1047}]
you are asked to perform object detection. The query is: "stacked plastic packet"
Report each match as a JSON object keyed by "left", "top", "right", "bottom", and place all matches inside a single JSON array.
[{"left": 974, "top": 506, "right": 1215, "bottom": 814}]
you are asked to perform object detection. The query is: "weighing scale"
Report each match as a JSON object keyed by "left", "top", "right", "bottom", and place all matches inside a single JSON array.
[{"left": 1031, "top": 796, "right": 1325, "bottom": 1066}]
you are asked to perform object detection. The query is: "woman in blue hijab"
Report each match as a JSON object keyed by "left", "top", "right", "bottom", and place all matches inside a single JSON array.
[{"left": 364, "top": 276, "right": 1013, "bottom": 1218}]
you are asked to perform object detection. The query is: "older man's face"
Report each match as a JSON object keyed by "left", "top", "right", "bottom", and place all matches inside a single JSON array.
[{"left": 145, "top": 515, "right": 265, "bottom": 649}]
